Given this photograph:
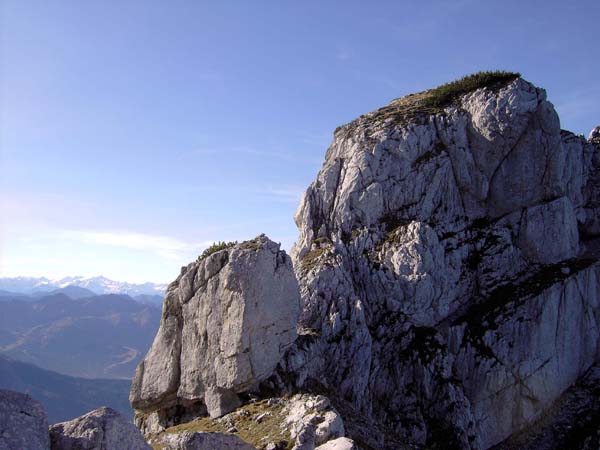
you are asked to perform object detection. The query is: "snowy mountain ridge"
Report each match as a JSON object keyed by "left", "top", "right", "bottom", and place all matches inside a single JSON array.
[{"left": 0, "top": 275, "right": 167, "bottom": 296}]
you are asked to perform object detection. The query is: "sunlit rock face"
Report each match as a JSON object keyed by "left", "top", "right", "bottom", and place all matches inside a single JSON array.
[
  {"left": 128, "top": 76, "right": 600, "bottom": 450},
  {"left": 281, "top": 77, "right": 600, "bottom": 449},
  {"left": 130, "top": 235, "right": 300, "bottom": 429}
]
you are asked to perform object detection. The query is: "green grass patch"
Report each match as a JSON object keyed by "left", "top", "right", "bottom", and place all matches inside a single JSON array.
[
  {"left": 341, "top": 71, "right": 521, "bottom": 133},
  {"left": 422, "top": 71, "right": 520, "bottom": 108},
  {"left": 154, "top": 399, "right": 292, "bottom": 450},
  {"left": 198, "top": 241, "right": 238, "bottom": 262},
  {"left": 300, "top": 247, "right": 327, "bottom": 273}
]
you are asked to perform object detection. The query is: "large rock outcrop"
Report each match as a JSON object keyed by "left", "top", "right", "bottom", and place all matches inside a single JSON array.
[
  {"left": 130, "top": 235, "right": 300, "bottom": 430},
  {"left": 0, "top": 389, "right": 49, "bottom": 450},
  {"left": 128, "top": 74, "right": 600, "bottom": 450},
  {"left": 49, "top": 407, "right": 152, "bottom": 450},
  {"left": 158, "top": 431, "right": 256, "bottom": 450},
  {"left": 278, "top": 76, "right": 600, "bottom": 449}
]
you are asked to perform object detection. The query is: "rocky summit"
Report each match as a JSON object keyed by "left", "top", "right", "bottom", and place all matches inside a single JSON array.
[
  {"left": 0, "top": 389, "right": 49, "bottom": 450},
  {"left": 130, "top": 235, "right": 300, "bottom": 430},
  {"left": 126, "top": 73, "right": 600, "bottom": 450}
]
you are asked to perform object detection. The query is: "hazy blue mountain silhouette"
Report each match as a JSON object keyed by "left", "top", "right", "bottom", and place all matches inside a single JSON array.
[
  {"left": 0, "top": 293, "right": 161, "bottom": 379},
  {"left": 0, "top": 355, "right": 132, "bottom": 423}
]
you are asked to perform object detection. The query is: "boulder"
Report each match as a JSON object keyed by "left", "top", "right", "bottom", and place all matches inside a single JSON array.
[
  {"left": 131, "top": 235, "right": 300, "bottom": 428},
  {"left": 49, "top": 407, "right": 151, "bottom": 450},
  {"left": 159, "top": 431, "right": 256, "bottom": 450},
  {"left": 315, "top": 438, "right": 357, "bottom": 450},
  {"left": 0, "top": 389, "right": 49, "bottom": 450},
  {"left": 283, "top": 394, "right": 346, "bottom": 450},
  {"left": 589, "top": 125, "right": 600, "bottom": 143}
]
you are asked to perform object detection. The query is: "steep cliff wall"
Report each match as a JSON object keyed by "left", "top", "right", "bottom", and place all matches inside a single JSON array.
[{"left": 281, "top": 75, "right": 600, "bottom": 449}]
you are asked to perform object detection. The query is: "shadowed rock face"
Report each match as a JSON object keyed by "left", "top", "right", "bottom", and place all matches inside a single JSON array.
[
  {"left": 130, "top": 235, "right": 300, "bottom": 429},
  {"left": 279, "top": 78, "right": 600, "bottom": 449},
  {"left": 0, "top": 389, "right": 49, "bottom": 450},
  {"left": 49, "top": 407, "right": 151, "bottom": 450},
  {"left": 128, "top": 76, "right": 599, "bottom": 450}
]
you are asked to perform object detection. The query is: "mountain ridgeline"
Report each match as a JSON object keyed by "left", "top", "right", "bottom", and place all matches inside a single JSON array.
[
  {"left": 0, "top": 275, "right": 167, "bottom": 297},
  {"left": 0, "top": 355, "right": 132, "bottom": 423},
  {"left": 0, "top": 292, "right": 161, "bottom": 379}
]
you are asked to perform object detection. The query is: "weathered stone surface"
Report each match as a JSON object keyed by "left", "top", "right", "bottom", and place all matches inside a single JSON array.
[
  {"left": 49, "top": 407, "right": 151, "bottom": 450},
  {"left": 0, "top": 389, "right": 49, "bottom": 450},
  {"left": 131, "top": 235, "right": 300, "bottom": 426},
  {"left": 492, "top": 364, "right": 600, "bottom": 450},
  {"left": 280, "top": 77, "right": 600, "bottom": 449},
  {"left": 315, "top": 437, "right": 357, "bottom": 450},
  {"left": 283, "top": 394, "right": 347, "bottom": 450},
  {"left": 159, "top": 431, "right": 256, "bottom": 450}
]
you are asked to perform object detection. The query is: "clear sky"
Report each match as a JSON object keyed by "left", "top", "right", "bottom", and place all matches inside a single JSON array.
[{"left": 1, "top": 0, "right": 599, "bottom": 283}]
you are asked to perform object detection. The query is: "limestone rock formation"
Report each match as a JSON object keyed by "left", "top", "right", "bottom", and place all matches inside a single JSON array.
[
  {"left": 129, "top": 74, "right": 600, "bottom": 450},
  {"left": 0, "top": 389, "right": 49, "bottom": 450},
  {"left": 278, "top": 75, "right": 600, "bottom": 449},
  {"left": 315, "top": 437, "right": 357, "bottom": 450},
  {"left": 130, "top": 235, "right": 300, "bottom": 429},
  {"left": 159, "top": 431, "right": 257, "bottom": 450},
  {"left": 49, "top": 407, "right": 151, "bottom": 450}
]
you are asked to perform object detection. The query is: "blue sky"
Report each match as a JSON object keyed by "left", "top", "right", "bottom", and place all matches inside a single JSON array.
[{"left": 1, "top": 0, "right": 599, "bottom": 283}]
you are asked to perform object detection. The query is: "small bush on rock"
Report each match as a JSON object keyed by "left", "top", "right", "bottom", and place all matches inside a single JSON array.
[
  {"left": 423, "top": 71, "right": 521, "bottom": 108},
  {"left": 198, "top": 241, "right": 237, "bottom": 261}
]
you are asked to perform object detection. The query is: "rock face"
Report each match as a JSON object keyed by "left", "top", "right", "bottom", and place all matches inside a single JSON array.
[
  {"left": 280, "top": 77, "right": 600, "bottom": 449},
  {"left": 128, "top": 75, "right": 600, "bottom": 450},
  {"left": 0, "top": 389, "right": 49, "bottom": 450},
  {"left": 49, "top": 407, "right": 151, "bottom": 450},
  {"left": 130, "top": 235, "right": 300, "bottom": 429}
]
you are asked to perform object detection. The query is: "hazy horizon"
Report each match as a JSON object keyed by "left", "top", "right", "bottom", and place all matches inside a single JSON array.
[{"left": 2, "top": 0, "right": 599, "bottom": 283}]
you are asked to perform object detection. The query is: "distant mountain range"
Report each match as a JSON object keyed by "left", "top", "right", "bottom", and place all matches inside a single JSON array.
[
  {"left": 0, "top": 275, "right": 167, "bottom": 297},
  {"left": 0, "top": 292, "right": 161, "bottom": 379},
  {"left": 0, "top": 355, "right": 132, "bottom": 424}
]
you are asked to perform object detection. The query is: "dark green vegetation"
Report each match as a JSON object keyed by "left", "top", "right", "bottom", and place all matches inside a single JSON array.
[
  {"left": 341, "top": 71, "right": 521, "bottom": 132},
  {"left": 422, "top": 71, "right": 521, "bottom": 108},
  {"left": 198, "top": 241, "right": 237, "bottom": 261},
  {"left": 0, "top": 355, "right": 132, "bottom": 423}
]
